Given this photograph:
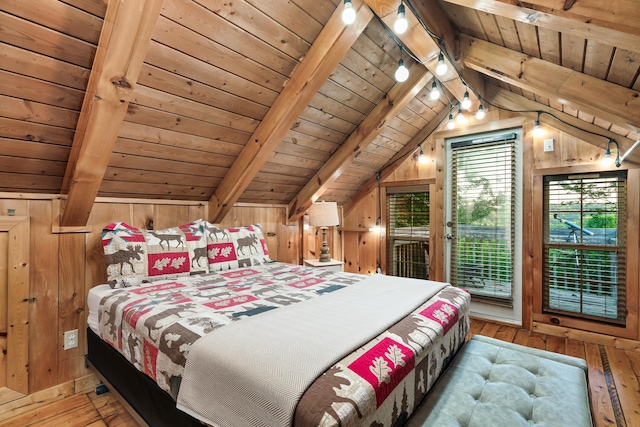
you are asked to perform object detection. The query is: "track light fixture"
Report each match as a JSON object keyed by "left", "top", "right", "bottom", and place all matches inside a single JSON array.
[
  {"left": 395, "top": 48, "right": 409, "bottom": 82},
  {"left": 342, "top": 0, "right": 356, "bottom": 25},
  {"left": 436, "top": 52, "right": 447, "bottom": 76},
  {"left": 475, "top": 104, "right": 485, "bottom": 120},
  {"left": 394, "top": 1, "right": 408, "bottom": 34},
  {"left": 461, "top": 90, "right": 471, "bottom": 110},
  {"left": 429, "top": 80, "right": 440, "bottom": 100}
]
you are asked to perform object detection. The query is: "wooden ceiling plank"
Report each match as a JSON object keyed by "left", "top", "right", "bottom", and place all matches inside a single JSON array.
[
  {"left": 208, "top": 0, "right": 374, "bottom": 223},
  {"left": 60, "top": 0, "right": 164, "bottom": 227},
  {"left": 343, "top": 106, "right": 450, "bottom": 216},
  {"left": 584, "top": 40, "right": 614, "bottom": 80},
  {"left": 485, "top": 84, "right": 640, "bottom": 164},
  {"left": 442, "top": 0, "right": 640, "bottom": 54},
  {"left": 460, "top": 35, "right": 640, "bottom": 133},
  {"left": 364, "top": 0, "right": 484, "bottom": 106},
  {"left": 288, "top": 67, "right": 432, "bottom": 221}
]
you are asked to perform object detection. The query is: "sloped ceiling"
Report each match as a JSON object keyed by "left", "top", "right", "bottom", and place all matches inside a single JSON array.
[{"left": 1, "top": 0, "right": 639, "bottom": 226}]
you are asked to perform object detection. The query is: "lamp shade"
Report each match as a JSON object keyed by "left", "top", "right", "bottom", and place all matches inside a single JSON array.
[{"left": 308, "top": 202, "right": 339, "bottom": 227}]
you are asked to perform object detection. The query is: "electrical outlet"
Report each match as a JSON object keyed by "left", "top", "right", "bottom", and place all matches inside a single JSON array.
[{"left": 64, "top": 329, "right": 78, "bottom": 350}]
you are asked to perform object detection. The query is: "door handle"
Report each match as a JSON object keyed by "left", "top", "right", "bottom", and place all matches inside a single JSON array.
[{"left": 446, "top": 233, "right": 454, "bottom": 240}]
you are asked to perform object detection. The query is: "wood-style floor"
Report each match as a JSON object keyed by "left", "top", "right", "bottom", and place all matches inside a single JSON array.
[{"left": 1, "top": 319, "right": 638, "bottom": 426}]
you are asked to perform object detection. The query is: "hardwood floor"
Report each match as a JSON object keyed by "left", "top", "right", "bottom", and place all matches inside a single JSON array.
[{"left": 1, "top": 319, "right": 638, "bottom": 426}]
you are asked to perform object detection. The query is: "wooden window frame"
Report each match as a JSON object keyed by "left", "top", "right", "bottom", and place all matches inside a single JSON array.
[{"left": 532, "top": 169, "right": 639, "bottom": 340}]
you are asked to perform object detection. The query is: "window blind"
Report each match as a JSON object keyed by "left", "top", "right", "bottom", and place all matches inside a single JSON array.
[{"left": 543, "top": 171, "right": 627, "bottom": 325}]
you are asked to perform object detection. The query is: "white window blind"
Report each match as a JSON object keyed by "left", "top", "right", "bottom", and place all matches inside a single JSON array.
[
  {"left": 450, "top": 133, "right": 516, "bottom": 305},
  {"left": 543, "top": 171, "right": 627, "bottom": 324}
]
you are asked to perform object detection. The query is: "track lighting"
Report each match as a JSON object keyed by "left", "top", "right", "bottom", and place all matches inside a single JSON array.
[
  {"left": 394, "top": 1, "right": 408, "bottom": 34},
  {"left": 429, "top": 80, "right": 440, "bottom": 100},
  {"left": 436, "top": 52, "right": 447, "bottom": 76},
  {"left": 342, "top": 0, "right": 356, "bottom": 25},
  {"left": 475, "top": 104, "right": 485, "bottom": 120},
  {"left": 395, "top": 47, "right": 409, "bottom": 82},
  {"left": 447, "top": 112, "right": 455, "bottom": 129},
  {"left": 461, "top": 90, "right": 471, "bottom": 110}
]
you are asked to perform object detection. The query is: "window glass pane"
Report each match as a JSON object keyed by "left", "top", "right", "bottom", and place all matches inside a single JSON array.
[
  {"left": 543, "top": 171, "right": 626, "bottom": 324},
  {"left": 451, "top": 141, "right": 515, "bottom": 303},
  {"left": 388, "top": 192, "right": 429, "bottom": 279}
]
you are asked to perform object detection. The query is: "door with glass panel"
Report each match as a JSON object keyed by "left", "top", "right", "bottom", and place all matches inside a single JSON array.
[{"left": 445, "top": 130, "right": 522, "bottom": 323}]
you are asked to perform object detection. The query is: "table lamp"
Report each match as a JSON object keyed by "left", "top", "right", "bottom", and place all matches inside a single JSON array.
[{"left": 308, "top": 201, "right": 339, "bottom": 262}]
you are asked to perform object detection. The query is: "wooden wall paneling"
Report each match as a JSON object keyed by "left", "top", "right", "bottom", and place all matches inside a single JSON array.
[
  {"left": 605, "top": 346, "right": 640, "bottom": 426},
  {"left": 0, "top": 13, "right": 96, "bottom": 69},
  {"left": 522, "top": 123, "right": 535, "bottom": 331},
  {"left": 433, "top": 134, "right": 446, "bottom": 282},
  {"left": 132, "top": 204, "right": 155, "bottom": 230},
  {"left": 28, "top": 201, "right": 60, "bottom": 393},
  {"left": 626, "top": 169, "right": 640, "bottom": 340},
  {"left": 0, "top": 44, "right": 90, "bottom": 91},
  {"left": 0, "top": 231, "right": 6, "bottom": 388},
  {"left": 57, "top": 233, "right": 89, "bottom": 384},
  {"left": 148, "top": 204, "right": 190, "bottom": 230}
]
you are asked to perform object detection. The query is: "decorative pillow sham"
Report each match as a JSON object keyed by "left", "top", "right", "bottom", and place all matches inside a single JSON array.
[
  {"left": 102, "top": 220, "right": 209, "bottom": 288},
  {"left": 203, "top": 222, "right": 271, "bottom": 271}
]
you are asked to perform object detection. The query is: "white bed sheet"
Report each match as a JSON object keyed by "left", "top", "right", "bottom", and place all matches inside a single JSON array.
[{"left": 87, "top": 284, "right": 116, "bottom": 334}]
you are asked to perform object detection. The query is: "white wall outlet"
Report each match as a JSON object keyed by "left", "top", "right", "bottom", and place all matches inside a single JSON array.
[
  {"left": 63, "top": 329, "right": 78, "bottom": 350},
  {"left": 543, "top": 138, "right": 554, "bottom": 152}
]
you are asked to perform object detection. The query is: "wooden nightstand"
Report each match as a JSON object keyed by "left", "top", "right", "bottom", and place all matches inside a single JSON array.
[{"left": 304, "top": 258, "right": 344, "bottom": 272}]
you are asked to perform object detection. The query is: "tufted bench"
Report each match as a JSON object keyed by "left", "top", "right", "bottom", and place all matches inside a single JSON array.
[{"left": 407, "top": 335, "right": 592, "bottom": 427}]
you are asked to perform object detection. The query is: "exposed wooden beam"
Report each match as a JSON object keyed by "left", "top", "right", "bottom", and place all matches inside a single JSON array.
[
  {"left": 288, "top": 66, "right": 431, "bottom": 222},
  {"left": 208, "top": 0, "right": 373, "bottom": 223},
  {"left": 442, "top": 0, "right": 640, "bottom": 54},
  {"left": 364, "top": 0, "right": 484, "bottom": 106},
  {"left": 485, "top": 84, "right": 640, "bottom": 165},
  {"left": 343, "top": 105, "right": 450, "bottom": 217},
  {"left": 60, "top": 0, "right": 163, "bottom": 226},
  {"left": 460, "top": 34, "right": 640, "bottom": 133}
]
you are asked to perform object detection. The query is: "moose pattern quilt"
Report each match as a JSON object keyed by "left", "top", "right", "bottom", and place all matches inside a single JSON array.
[{"left": 97, "top": 262, "right": 470, "bottom": 426}]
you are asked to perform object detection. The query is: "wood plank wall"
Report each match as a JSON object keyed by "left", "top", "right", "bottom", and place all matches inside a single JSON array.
[
  {"left": 343, "top": 109, "right": 640, "bottom": 346},
  {"left": 0, "top": 197, "right": 298, "bottom": 395}
]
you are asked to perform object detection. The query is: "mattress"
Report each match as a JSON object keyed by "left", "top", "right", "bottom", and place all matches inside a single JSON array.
[
  {"left": 87, "top": 284, "right": 117, "bottom": 334},
  {"left": 92, "top": 262, "right": 471, "bottom": 426}
]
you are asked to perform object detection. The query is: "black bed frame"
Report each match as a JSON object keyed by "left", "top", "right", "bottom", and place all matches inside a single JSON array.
[{"left": 86, "top": 328, "right": 202, "bottom": 427}]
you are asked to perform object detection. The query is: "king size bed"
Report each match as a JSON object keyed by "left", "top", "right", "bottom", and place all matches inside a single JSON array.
[{"left": 86, "top": 221, "right": 470, "bottom": 426}]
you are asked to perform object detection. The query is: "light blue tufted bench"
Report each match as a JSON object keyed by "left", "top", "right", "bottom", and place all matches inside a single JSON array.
[{"left": 407, "top": 335, "right": 593, "bottom": 427}]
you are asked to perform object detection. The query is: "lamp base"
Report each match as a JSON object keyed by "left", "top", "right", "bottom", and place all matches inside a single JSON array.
[{"left": 319, "top": 227, "right": 331, "bottom": 262}]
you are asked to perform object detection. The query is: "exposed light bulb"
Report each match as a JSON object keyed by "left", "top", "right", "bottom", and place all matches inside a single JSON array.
[
  {"left": 447, "top": 113, "right": 455, "bottom": 129},
  {"left": 368, "top": 218, "right": 381, "bottom": 233},
  {"left": 532, "top": 120, "right": 544, "bottom": 137},
  {"left": 418, "top": 147, "right": 428, "bottom": 163},
  {"left": 436, "top": 53, "right": 447, "bottom": 76},
  {"left": 456, "top": 106, "right": 465, "bottom": 124},
  {"left": 395, "top": 58, "right": 409, "bottom": 82},
  {"left": 602, "top": 148, "right": 613, "bottom": 166},
  {"left": 429, "top": 81, "right": 440, "bottom": 100},
  {"left": 342, "top": 0, "right": 356, "bottom": 25},
  {"left": 475, "top": 104, "right": 485, "bottom": 120},
  {"left": 461, "top": 91, "right": 472, "bottom": 110},
  {"left": 394, "top": 3, "right": 408, "bottom": 34}
]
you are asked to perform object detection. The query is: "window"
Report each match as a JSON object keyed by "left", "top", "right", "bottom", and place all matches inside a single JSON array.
[
  {"left": 449, "top": 132, "right": 518, "bottom": 306},
  {"left": 543, "top": 171, "right": 627, "bottom": 325},
  {"left": 387, "top": 189, "right": 430, "bottom": 279}
]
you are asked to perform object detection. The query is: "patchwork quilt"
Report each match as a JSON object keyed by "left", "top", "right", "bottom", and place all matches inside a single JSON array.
[{"left": 97, "top": 262, "right": 470, "bottom": 426}]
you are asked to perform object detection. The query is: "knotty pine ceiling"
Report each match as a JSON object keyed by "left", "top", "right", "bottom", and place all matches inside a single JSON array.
[{"left": 2, "top": 0, "right": 640, "bottom": 226}]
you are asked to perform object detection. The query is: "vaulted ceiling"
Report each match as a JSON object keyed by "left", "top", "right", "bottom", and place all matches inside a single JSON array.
[{"left": 2, "top": 0, "right": 639, "bottom": 226}]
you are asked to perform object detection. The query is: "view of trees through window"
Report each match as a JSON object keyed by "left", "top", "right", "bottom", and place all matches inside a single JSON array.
[
  {"left": 543, "top": 172, "right": 626, "bottom": 324},
  {"left": 388, "top": 192, "right": 430, "bottom": 279}
]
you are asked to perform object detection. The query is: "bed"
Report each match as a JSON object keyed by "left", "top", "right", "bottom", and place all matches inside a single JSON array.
[{"left": 87, "top": 262, "right": 470, "bottom": 426}]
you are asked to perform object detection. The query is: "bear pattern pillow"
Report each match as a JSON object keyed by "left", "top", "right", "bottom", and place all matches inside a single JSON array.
[
  {"left": 102, "top": 220, "right": 209, "bottom": 288},
  {"left": 203, "top": 222, "right": 271, "bottom": 271}
]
